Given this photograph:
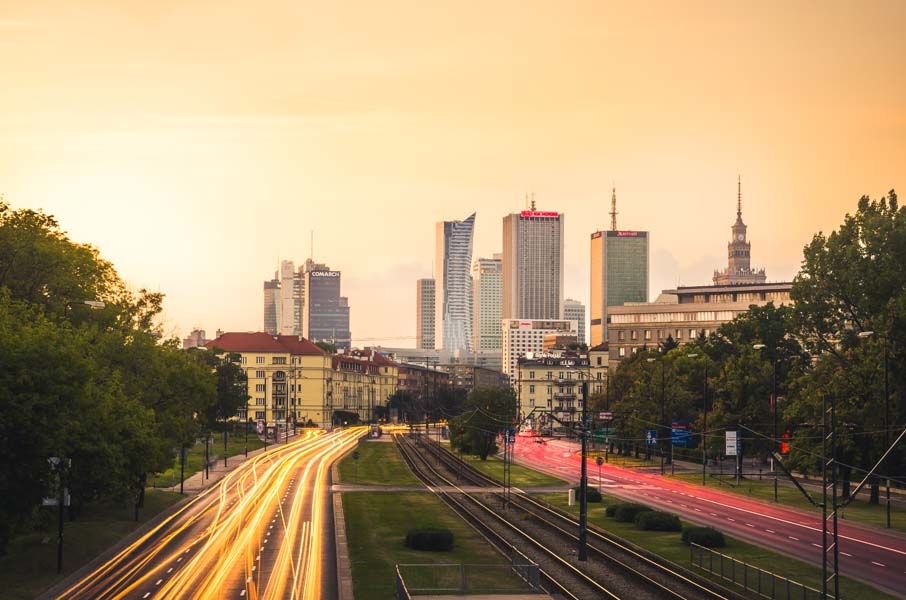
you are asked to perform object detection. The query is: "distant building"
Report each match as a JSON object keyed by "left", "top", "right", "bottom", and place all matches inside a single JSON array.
[
  {"left": 435, "top": 213, "right": 476, "bottom": 352},
  {"left": 713, "top": 178, "right": 766, "bottom": 285},
  {"left": 502, "top": 202, "right": 564, "bottom": 321},
  {"left": 416, "top": 278, "right": 436, "bottom": 350},
  {"left": 589, "top": 188, "right": 649, "bottom": 347},
  {"left": 263, "top": 279, "right": 281, "bottom": 335},
  {"left": 472, "top": 254, "right": 503, "bottom": 351},
  {"left": 303, "top": 266, "right": 351, "bottom": 350},
  {"left": 182, "top": 328, "right": 208, "bottom": 349},
  {"left": 502, "top": 318, "right": 576, "bottom": 384},
  {"left": 563, "top": 298, "right": 586, "bottom": 346},
  {"left": 515, "top": 351, "right": 590, "bottom": 428}
]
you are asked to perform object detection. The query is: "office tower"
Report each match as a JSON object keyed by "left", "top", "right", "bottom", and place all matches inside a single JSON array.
[
  {"left": 563, "top": 298, "right": 586, "bottom": 346},
  {"left": 416, "top": 278, "right": 436, "bottom": 350},
  {"left": 435, "top": 212, "right": 476, "bottom": 352},
  {"left": 278, "top": 260, "right": 302, "bottom": 335},
  {"left": 303, "top": 266, "right": 351, "bottom": 349},
  {"left": 472, "top": 254, "right": 503, "bottom": 351},
  {"left": 589, "top": 188, "right": 649, "bottom": 347},
  {"left": 263, "top": 279, "right": 280, "bottom": 335},
  {"left": 502, "top": 203, "right": 564, "bottom": 320},
  {"left": 713, "top": 178, "right": 767, "bottom": 285}
]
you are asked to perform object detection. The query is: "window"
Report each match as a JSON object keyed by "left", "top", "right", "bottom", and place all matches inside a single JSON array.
[
  {"left": 529, "top": 371, "right": 535, "bottom": 379},
  {"left": 272, "top": 356, "right": 286, "bottom": 365},
  {"left": 596, "top": 356, "right": 602, "bottom": 366},
  {"left": 239, "top": 356, "right": 247, "bottom": 364},
  {"left": 255, "top": 410, "right": 265, "bottom": 420},
  {"left": 529, "top": 385, "right": 535, "bottom": 393},
  {"left": 644, "top": 329, "right": 651, "bottom": 341},
  {"left": 256, "top": 370, "right": 265, "bottom": 378},
  {"left": 618, "top": 331, "right": 625, "bottom": 341},
  {"left": 255, "top": 397, "right": 265, "bottom": 406},
  {"left": 256, "top": 356, "right": 265, "bottom": 364},
  {"left": 630, "top": 330, "right": 637, "bottom": 341},
  {"left": 255, "top": 384, "right": 266, "bottom": 392},
  {"left": 619, "top": 347, "right": 626, "bottom": 357}
]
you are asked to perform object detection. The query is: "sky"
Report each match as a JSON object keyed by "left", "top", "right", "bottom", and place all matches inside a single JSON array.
[{"left": 2, "top": 1, "right": 904, "bottom": 346}]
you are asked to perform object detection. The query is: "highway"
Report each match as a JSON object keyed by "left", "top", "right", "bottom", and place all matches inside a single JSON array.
[
  {"left": 512, "top": 436, "right": 906, "bottom": 599},
  {"left": 57, "top": 427, "right": 366, "bottom": 600}
]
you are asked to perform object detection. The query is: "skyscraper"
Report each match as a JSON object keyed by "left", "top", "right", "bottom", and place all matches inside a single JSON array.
[
  {"left": 713, "top": 178, "right": 766, "bottom": 285},
  {"left": 472, "top": 254, "right": 503, "bottom": 351},
  {"left": 278, "top": 260, "right": 301, "bottom": 335},
  {"left": 303, "top": 265, "right": 351, "bottom": 349},
  {"left": 263, "top": 279, "right": 280, "bottom": 335},
  {"left": 416, "top": 278, "right": 436, "bottom": 350},
  {"left": 563, "top": 298, "right": 586, "bottom": 346},
  {"left": 502, "top": 204, "right": 564, "bottom": 321},
  {"left": 589, "top": 189, "right": 649, "bottom": 347},
  {"left": 435, "top": 213, "right": 476, "bottom": 352}
]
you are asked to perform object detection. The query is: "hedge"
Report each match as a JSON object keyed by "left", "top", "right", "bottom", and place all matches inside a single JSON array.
[
  {"left": 405, "top": 528, "right": 454, "bottom": 551},
  {"left": 682, "top": 526, "right": 726, "bottom": 548},
  {"left": 635, "top": 510, "right": 681, "bottom": 531},
  {"left": 612, "top": 503, "right": 652, "bottom": 523}
]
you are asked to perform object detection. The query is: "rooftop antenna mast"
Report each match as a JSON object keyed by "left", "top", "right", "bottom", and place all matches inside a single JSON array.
[
  {"left": 610, "top": 185, "right": 618, "bottom": 231},
  {"left": 737, "top": 175, "right": 742, "bottom": 218},
  {"left": 530, "top": 192, "right": 536, "bottom": 211}
]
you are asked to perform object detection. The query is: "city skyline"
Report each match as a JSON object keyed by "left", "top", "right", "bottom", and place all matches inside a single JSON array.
[{"left": 1, "top": 2, "right": 903, "bottom": 345}]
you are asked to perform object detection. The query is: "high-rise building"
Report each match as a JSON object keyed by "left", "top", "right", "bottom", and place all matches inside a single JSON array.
[
  {"left": 472, "top": 254, "right": 503, "bottom": 351},
  {"left": 263, "top": 279, "right": 280, "bottom": 335},
  {"left": 435, "top": 213, "right": 476, "bottom": 352},
  {"left": 563, "top": 298, "right": 586, "bottom": 346},
  {"left": 502, "top": 204, "right": 564, "bottom": 321},
  {"left": 278, "top": 260, "right": 301, "bottom": 335},
  {"left": 589, "top": 188, "right": 649, "bottom": 347},
  {"left": 303, "top": 266, "right": 351, "bottom": 349},
  {"left": 713, "top": 178, "right": 766, "bottom": 285},
  {"left": 416, "top": 278, "right": 436, "bottom": 350}
]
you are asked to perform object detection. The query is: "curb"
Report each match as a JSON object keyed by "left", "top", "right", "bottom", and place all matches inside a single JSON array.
[{"left": 332, "top": 462, "right": 355, "bottom": 600}]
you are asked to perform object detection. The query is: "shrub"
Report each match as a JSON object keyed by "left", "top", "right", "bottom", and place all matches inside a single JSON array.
[
  {"left": 635, "top": 510, "right": 681, "bottom": 531},
  {"left": 404, "top": 528, "right": 454, "bottom": 551},
  {"left": 613, "top": 503, "right": 651, "bottom": 523},
  {"left": 682, "top": 526, "right": 726, "bottom": 548},
  {"left": 605, "top": 504, "right": 618, "bottom": 517},
  {"left": 572, "top": 485, "right": 602, "bottom": 503}
]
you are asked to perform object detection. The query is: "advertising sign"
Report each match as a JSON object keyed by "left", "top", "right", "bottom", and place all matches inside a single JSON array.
[{"left": 725, "top": 430, "right": 740, "bottom": 456}]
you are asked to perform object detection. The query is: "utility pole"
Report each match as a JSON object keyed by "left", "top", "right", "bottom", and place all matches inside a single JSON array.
[{"left": 578, "top": 381, "right": 588, "bottom": 561}]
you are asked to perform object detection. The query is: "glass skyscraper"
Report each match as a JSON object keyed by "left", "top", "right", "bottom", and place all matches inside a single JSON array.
[
  {"left": 435, "top": 213, "right": 476, "bottom": 352},
  {"left": 589, "top": 230, "right": 649, "bottom": 347}
]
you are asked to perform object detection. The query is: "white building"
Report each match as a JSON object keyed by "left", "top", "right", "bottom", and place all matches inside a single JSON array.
[
  {"left": 435, "top": 213, "right": 476, "bottom": 352},
  {"left": 563, "top": 298, "right": 586, "bottom": 346},
  {"left": 502, "top": 205, "right": 564, "bottom": 321},
  {"left": 502, "top": 318, "right": 577, "bottom": 384},
  {"left": 472, "top": 254, "right": 503, "bottom": 351}
]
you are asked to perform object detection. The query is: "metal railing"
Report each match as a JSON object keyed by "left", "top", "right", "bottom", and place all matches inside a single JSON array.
[
  {"left": 395, "top": 553, "right": 540, "bottom": 599},
  {"left": 690, "top": 543, "right": 830, "bottom": 600}
]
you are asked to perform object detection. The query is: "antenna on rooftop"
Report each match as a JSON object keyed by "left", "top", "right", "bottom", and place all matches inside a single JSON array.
[
  {"left": 610, "top": 185, "right": 618, "bottom": 231},
  {"left": 530, "top": 192, "right": 536, "bottom": 211},
  {"left": 737, "top": 175, "right": 742, "bottom": 218}
]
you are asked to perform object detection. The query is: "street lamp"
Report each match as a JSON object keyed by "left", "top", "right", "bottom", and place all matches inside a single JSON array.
[
  {"left": 688, "top": 353, "right": 708, "bottom": 486},
  {"left": 646, "top": 357, "right": 667, "bottom": 475},
  {"left": 858, "top": 330, "right": 891, "bottom": 528},
  {"left": 754, "top": 343, "right": 780, "bottom": 501}
]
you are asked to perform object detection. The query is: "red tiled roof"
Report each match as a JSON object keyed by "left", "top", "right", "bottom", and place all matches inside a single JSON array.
[{"left": 206, "top": 332, "right": 328, "bottom": 356}]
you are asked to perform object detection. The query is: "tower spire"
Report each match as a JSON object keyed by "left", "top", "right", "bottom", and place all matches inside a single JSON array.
[
  {"left": 737, "top": 175, "right": 742, "bottom": 218},
  {"left": 610, "top": 185, "right": 618, "bottom": 231}
]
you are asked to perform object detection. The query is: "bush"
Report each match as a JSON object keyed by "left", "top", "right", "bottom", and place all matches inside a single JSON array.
[
  {"left": 404, "top": 528, "right": 454, "bottom": 551},
  {"left": 572, "top": 485, "right": 602, "bottom": 503},
  {"left": 605, "top": 504, "right": 618, "bottom": 517},
  {"left": 613, "top": 503, "right": 651, "bottom": 523},
  {"left": 635, "top": 510, "right": 681, "bottom": 531},
  {"left": 682, "top": 526, "right": 726, "bottom": 548}
]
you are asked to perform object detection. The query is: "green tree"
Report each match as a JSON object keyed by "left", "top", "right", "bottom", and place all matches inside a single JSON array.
[{"left": 457, "top": 387, "right": 517, "bottom": 460}]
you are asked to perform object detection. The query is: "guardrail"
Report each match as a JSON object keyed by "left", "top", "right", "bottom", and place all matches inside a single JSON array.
[{"left": 689, "top": 543, "right": 830, "bottom": 600}]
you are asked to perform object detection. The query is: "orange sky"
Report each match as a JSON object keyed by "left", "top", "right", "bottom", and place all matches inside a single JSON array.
[{"left": 2, "top": 1, "right": 904, "bottom": 345}]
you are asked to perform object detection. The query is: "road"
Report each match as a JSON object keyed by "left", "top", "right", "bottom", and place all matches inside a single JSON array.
[
  {"left": 512, "top": 436, "right": 906, "bottom": 599},
  {"left": 56, "top": 427, "right": 366, "bottom": 600}
]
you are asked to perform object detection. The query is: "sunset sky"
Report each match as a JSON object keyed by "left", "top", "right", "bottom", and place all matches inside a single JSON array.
[{"left": 2, "top": 1, "right": 904, "bottom": 346}]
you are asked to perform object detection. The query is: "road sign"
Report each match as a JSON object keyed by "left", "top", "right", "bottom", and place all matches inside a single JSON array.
[
  {"left": 671, "top": 421, "right": 693, "bottom": 447},
  {"left": 598, "top": 412, "right": 613, "bottom": 421},
  {"left": 646, "top": 429, "right": 657, "bottom": 446},
  {"left": 595, "top": 456, "right": 604, "bottom": 466},
  {"left": 726, "top": 431, "right": 740, "bottom": 456}
]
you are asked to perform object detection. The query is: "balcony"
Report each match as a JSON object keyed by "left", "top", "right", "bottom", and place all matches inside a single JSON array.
[{"left": 553, "top": 392, "right": 576, "bottom": 400}]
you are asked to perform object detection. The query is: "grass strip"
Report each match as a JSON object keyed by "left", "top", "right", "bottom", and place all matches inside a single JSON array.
[
  {"left": 538, "top": 493, "right": 898, "bottom": 600},
  {"left": 336, "top": 439, "right": 422, "bottom": 486}
]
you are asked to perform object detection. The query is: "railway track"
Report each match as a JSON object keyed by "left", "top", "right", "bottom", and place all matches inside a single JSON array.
[{"left": 393, "top": 432, "right": 743, "bottom": 600}]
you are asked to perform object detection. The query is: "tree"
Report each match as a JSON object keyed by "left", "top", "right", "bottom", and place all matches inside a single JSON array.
[
  {"left": 457, "top": 387, "right": 517, "bottom": 460},
  {"left": 790, "top": 190, "right": 905, "bottom": 500}
]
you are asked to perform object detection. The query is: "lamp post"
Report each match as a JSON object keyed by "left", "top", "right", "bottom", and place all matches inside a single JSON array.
[
  {"left": 688, "top": 353, "right": 708, "bottom": 486},
  {"left": 754, "top": 344, "right": 779, "bottom": 501},
  {"left": 646, "top": 357, "right": 667, "bottom": 475},
  {"left": 858, "top": 331, "right": 891, "bottom": 528}
]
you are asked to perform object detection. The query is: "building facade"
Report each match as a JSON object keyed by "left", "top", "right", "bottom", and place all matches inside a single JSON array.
[
  {"left": 303, "top": 268, "right": 351, "bottom": 350},
  {"left": 589, "top": 229, "right": 649, "bottom": 347},
  {"left": 472, "top": 254, "right": 503, "bottom": 351},
  {"left": 607, "top": 283, "right": 793, "bottom": 360},
  {"left": 435, "top": 213, "right": 476, "bottom": 352},
  {"left": 416, "top": 278, "right": 436, "bottom": 350},
  {"left": 502, "top": 207, "right": 564, "bottom": 321},
  {"left": 514, "top": 352, "right": 590, "bottom": 431},
  {"left": 563, "top": 298, "right": 586, "bottom": 346},
  {"left": 502, "top": 318, "right": 576, "bottom": 384}
]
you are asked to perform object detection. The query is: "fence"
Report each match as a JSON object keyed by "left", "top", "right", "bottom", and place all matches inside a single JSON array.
[
  {"left": 395, "top": 552, "right": 540, "bottom": 599},
  {"left": 689, "top": 543, "right": 831, "bottom": 600}
]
